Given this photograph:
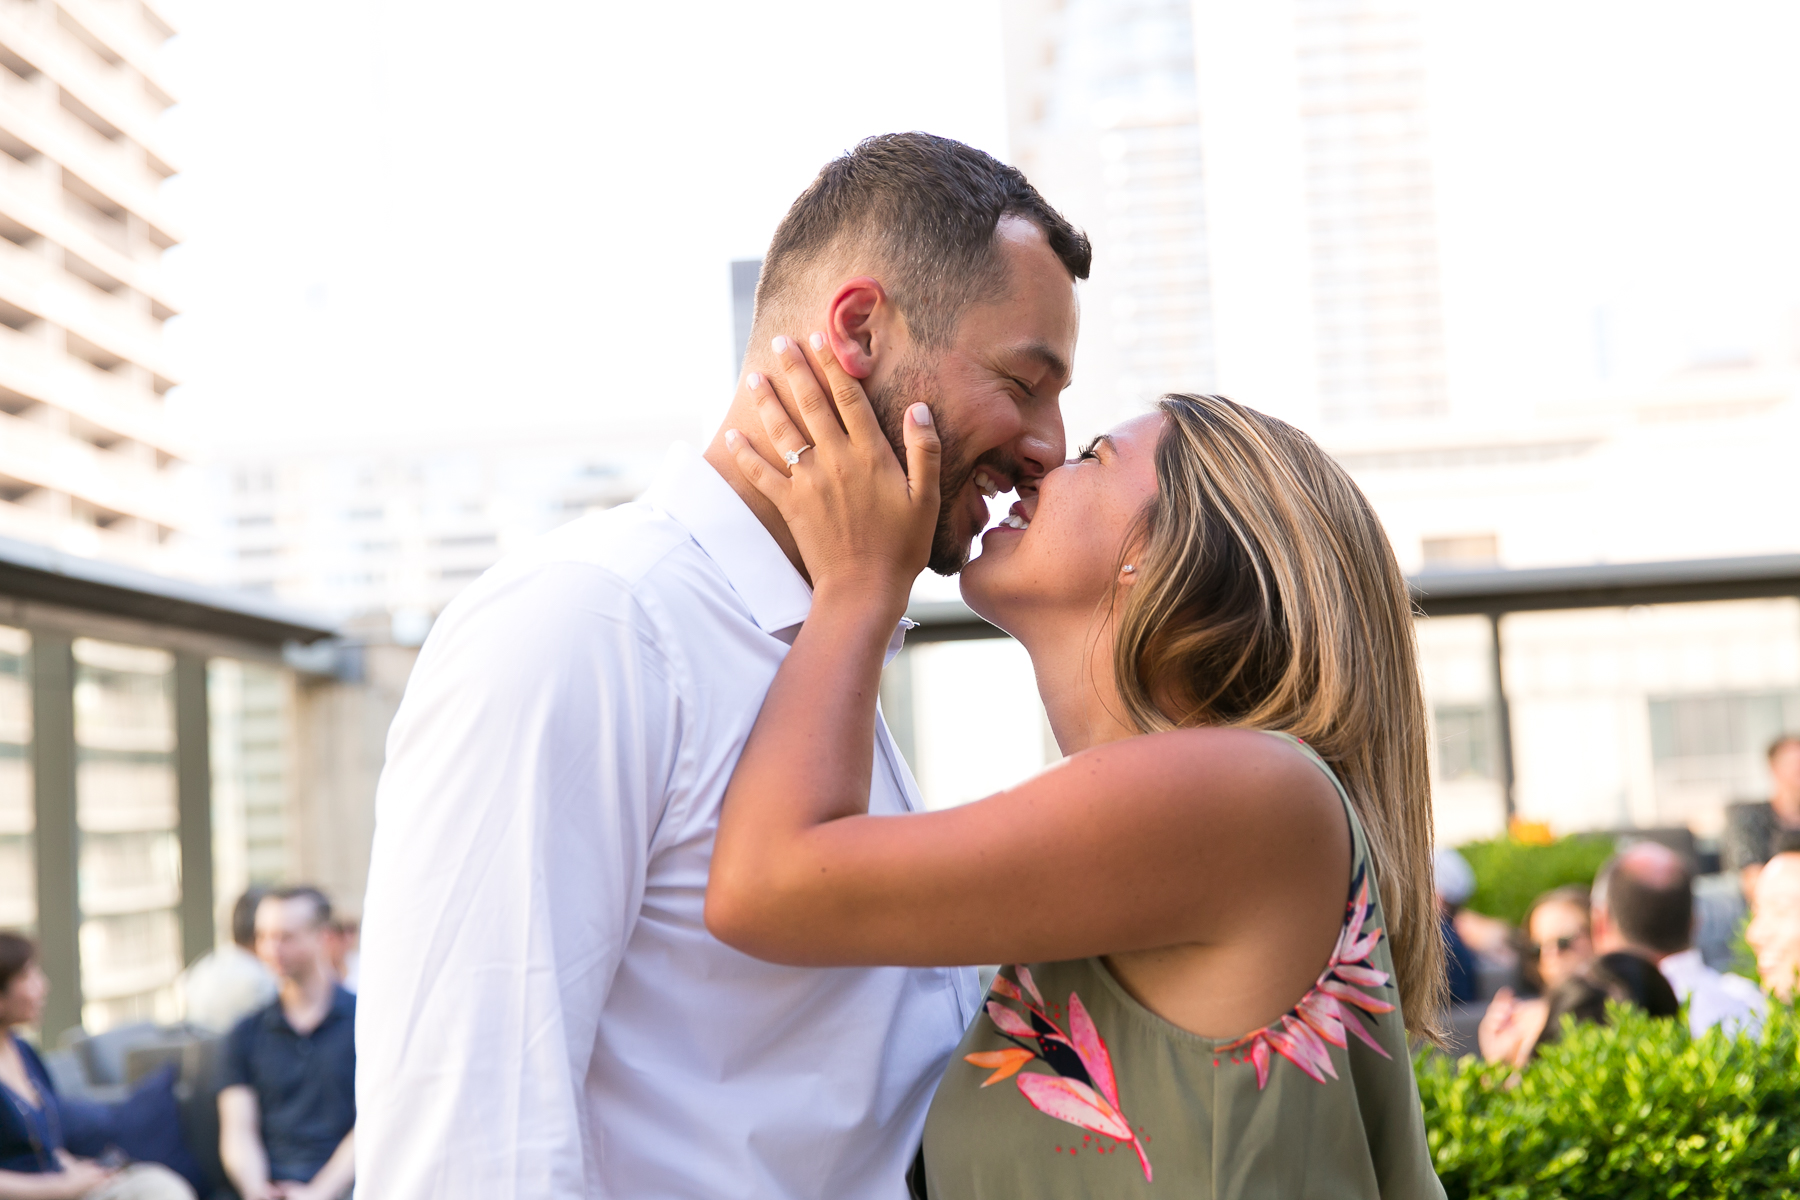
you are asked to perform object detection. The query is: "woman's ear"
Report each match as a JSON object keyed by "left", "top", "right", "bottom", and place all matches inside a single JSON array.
[{"left": 823, "top": 277, "right": 889, "bottom": 380}]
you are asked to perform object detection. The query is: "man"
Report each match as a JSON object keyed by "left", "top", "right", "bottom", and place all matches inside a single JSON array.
[
  {"left": 1746, "top": 849, "right": 1800, "bottom": 999},
  {"left": 1592, "top": 842, "right": 1763, "bottom": 1037},
  {"left": 356, "top": 133, "right": 1089, "bottom": 1197},
  {"left": 220, "top": 887, "right": 357, "bottom": 1200},
  {"left": 1723, "top": 733, "right": 1800, "bottom": 900},
  {"left": 178, "top": 886, "right": 277, "bottom": 1033}
]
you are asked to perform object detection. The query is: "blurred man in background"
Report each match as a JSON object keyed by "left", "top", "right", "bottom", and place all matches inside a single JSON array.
[
  {"left": 178, "top": 887, "right": 277, "bottom": 1034},
  {"left": 220, "top": 887, "right": 356, "bottom": 1200},
  {"left": 1747, "top": 850, "right": 1800, "bottom": 1000},
  {"left": 1723, "top": 733, "right": 1800, "bottom": 901},
  {"left": 1593, "top": 842, "right": 1762, "bottom": 1037}
]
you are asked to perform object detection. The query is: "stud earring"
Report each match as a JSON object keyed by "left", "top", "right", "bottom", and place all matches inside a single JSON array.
[{"left": 1121, "top": 565, "right": 1135, "bottom": 574}]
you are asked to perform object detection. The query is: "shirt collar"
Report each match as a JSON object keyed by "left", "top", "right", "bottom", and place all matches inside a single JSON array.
[
  {"left": 261, "top": 985, "right": 355, "bottom": 1034},
  {"left": 640, "top": 445, "right": 813, "bottom": 635}
]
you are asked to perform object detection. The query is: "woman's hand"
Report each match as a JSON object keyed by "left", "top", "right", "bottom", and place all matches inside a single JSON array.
[{"left": 723, "top": 333, "right": 939, "bottom": 616}]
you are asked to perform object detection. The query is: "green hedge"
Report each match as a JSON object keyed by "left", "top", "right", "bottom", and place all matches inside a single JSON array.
[
  {"left": 1458, "top": 834, "right": 1617, "bottom": 925},
  {"left": 1419, "top": 1001, "right": 1800, "bottom": 1198}
]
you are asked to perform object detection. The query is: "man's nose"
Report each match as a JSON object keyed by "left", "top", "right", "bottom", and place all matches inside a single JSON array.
[{"left": 1014, "top": 402, "right": 1067, "bottom": 484}]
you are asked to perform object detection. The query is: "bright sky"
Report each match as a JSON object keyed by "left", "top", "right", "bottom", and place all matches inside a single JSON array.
[
  {"left": 153, "top": 0, "right": 1800, "bottom": 451},
  {"left": 154, "top": 0, "right": 1010, "bottom": 448}
]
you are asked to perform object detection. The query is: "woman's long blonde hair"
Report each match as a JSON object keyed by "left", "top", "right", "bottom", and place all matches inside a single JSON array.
[{"left": 1113, "top": 394, "right": 1446, "bottom": 1041}]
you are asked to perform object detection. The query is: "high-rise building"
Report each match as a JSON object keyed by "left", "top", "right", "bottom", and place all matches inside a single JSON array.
[
  {"left": 0, "top": 0, "right": 185, "bottom": 572},
  {"left": 1000, "top": 0, "right": 1448, "bottom": 430},
  {"left": 208, "top": 433, "right": 670, "bottom": 630}
]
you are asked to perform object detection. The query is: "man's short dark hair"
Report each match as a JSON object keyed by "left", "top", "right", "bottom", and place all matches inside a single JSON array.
[
  {"left": 232, "top": 886, "right": 272, "bottom": 949},
  {"left": 755, "top": 132, "right": 1091, "bottom": 352},
  {"left": 267, "top": 885, "right": 332, "bottom": 930},
  {"left": 1770, "top": 733, "right": 1800, "bottom": 761},
  {"left": 1597, "top": 852, "right": 1692, "bottom": 954}
]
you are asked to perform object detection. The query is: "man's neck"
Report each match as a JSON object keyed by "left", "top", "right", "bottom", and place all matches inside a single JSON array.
[
  {"left": 278, "top": 969, "right": 335, "bottom": 1032},
  {"left": 702, "top": 374, "right": 808, "bottom": 582}
]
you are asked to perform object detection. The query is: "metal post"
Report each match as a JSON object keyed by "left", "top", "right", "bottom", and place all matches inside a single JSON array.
[
  {"left": 173, "top": 653, "right": 214, "bottom": 967},
  {"left": 1486, "top": 611, "right": 1517, "bottom": 824},
  {"left": 29, "top": 632, "right": 82, "bottom": 1042}
]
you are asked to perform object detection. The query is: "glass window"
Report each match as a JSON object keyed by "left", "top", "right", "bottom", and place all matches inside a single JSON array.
[
  {"left": 209, "top": 660, "right": 294, "bottom": 935},
  {"left": 1434, "top": 704, "right": 1494, "bottom": 781},
  {"left": 72, "top": 638, "right": 181, "bottom": 1031},
  {"left": 0, "top": 627, "right": 31, "bottom": 932}
]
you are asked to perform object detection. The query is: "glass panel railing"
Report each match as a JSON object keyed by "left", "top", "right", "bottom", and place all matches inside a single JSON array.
[
  {"left": 0, "top": 627, "right": 31, "bottom": 932},
  {"left": 72, "top": 637, "right": 181, "bottom": 1031}
]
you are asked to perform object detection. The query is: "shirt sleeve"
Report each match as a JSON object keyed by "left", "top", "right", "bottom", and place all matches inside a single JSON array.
[
  {"left": 353, "top": 559, "right": 682, "bottom": 1199},
  {"left": 221, "top": 1015, "right": 256, "bottom": 1091}
]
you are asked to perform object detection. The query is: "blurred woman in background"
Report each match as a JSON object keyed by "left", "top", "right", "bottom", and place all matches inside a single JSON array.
[{"left": 0, "top": 933, "right": 192, "bottom": 1200}]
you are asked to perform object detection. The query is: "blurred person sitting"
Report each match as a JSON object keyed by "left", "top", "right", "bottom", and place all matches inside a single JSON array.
[
  {"left": 176, "top": 888, "right": 277, "bottom": 1034},
  {"left": 1593, "top": 842, "right": 1763, "bottom": 1038},
  {"left": 0, "top": 933, "right": 194, "bottom": 1200},
  {"left": 1474, "top": 885, "right": 1593, "bottom": 1068},
  {"left": 1435, "top": 847, "right": 1480, "bottom": 1005},
  {"left": 317, "top": 918, "right": 357, "bottom": 995},
  {"left": 1746, "top": 850, "right": 1800, "bottom": 999},
  {"left": 1524, "top": 884, "right": 1595, "bottom": 996},
  {"left": 1480, "top": 951, "right": 1680, "bottom": 1069},
  {"left": 1723, "top": 733, "right": 1800, "bottom": 901},
  {"left": 219, "top": 889, "right": 355, "bottom": 1200}
]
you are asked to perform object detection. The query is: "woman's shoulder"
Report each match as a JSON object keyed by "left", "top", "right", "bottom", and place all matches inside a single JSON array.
[
  {"left": 1065, "top": 727, "right": 1340, "bottom": 805},
  {"left": 1044, "top": 727, "right": 1348, "bottom": 855}
]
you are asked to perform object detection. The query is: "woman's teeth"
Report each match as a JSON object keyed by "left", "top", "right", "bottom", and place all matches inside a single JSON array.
[{"left": 1001, "top": 514, "right": 1029, "bottom": 530}]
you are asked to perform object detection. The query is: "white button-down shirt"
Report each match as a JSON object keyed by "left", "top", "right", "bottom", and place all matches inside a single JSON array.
[
  {"left": 1658, "top": 947, "right": 1765, "bottom": 1038},
  {"left": 356, "top": 447, "right": 980, "bottom": 1199}
]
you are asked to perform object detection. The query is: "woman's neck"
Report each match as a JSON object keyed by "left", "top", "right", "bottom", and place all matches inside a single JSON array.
[{"left": 1023, "top": 616, "right": 1138, "bottom": 756}]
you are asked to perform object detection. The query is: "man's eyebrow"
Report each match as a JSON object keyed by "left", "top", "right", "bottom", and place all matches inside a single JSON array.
[{"left": 998, "top": 340, "right": 1072, "bottom": 386}]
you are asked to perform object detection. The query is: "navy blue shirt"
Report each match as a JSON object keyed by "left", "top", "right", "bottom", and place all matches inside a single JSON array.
[
  {"left": 0, "top": 1035, "right": 65, "bottom": 1174},
  {"left": 224, "top": 987, "right": 357, "bottom": 1182}
]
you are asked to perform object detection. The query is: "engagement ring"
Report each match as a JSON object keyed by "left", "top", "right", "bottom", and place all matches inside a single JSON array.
[{"left": 784, "top": 446, "right": 812, "bottom": 467}]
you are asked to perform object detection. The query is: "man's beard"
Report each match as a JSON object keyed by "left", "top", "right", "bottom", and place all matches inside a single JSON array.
[{"left": 869, "top": 360, "right": 1018, "bottom": 577}]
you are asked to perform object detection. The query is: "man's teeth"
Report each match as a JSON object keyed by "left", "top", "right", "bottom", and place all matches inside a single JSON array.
[
  {"left": 974, "top": 469, "right": 1001, "bottom": 499},
  {"left": 1001, "top": 514, "right": 1029, "bottom": 530}
]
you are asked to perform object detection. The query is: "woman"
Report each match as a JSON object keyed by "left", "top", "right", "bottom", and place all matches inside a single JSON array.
[
  {"left": 0, "top": 934, "right": 193, "bottom": 1200},
  {"left": 1481, "top": 951, "right": 1678, "bottom": 1070},
  {"left": 1478, "top": 884, "right": 1595, "bottom": 1067},
  {"left": 707, "top": 338, "right": 1445, "bottom": 1197}
]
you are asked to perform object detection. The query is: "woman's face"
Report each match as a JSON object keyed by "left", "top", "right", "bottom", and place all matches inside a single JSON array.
[
  {"left": 0, "top": 962, "right": 47, "bottom": 1028},
  {"left": 1529, "top": 901, "right": 1594, "bottom": 993},
  {"left": 960, "top": 412, "right": 1164, "bottom": 638}
]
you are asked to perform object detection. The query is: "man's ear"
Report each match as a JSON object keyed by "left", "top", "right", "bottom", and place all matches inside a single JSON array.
[{"left": 823, "top": 276, "right": 891, "bottom": 380}]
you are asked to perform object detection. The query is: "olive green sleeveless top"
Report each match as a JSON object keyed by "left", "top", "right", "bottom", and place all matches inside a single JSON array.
[{"left": 919, "top": 733, "right": 1444, "bottom": 1200}]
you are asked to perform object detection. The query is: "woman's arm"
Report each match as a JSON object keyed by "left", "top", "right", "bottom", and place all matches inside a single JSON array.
[
  {"left": 706, "top": 338, "right": 1348, "bottom": 968},
  {"left": 0, "top": 1163, "right": 112, "bottom": 1199}
]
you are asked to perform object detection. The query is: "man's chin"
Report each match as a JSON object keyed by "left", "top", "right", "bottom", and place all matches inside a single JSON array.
[{"left": 927, "top": 516, "right": 976, "bottom": 576}]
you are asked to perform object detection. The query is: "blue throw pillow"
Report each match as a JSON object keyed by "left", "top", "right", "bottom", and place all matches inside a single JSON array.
[
  {"left": 92, "top": 1066, "right": 209, "bottom": 1195},
  {"left": 57, "top": 1096, "right": 119, "bottom": 1156}
]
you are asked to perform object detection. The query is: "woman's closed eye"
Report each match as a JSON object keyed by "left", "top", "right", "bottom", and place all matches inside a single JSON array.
[{"left": 1075, "top": 437, "right": 1104, "bottom": 463}]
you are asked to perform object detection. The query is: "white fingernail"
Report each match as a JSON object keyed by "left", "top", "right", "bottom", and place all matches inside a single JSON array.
[
  {"left": 771, "top": 336, "right": 789, "bottom": 355},
  {"left": 724, "top": 429, "right": 742, "bottom": 450},
  {"left": 809, "top": 332, "right": 825, "bottom": 352},
  {"left": 910, "top": 403, "right": 932, "bottom": 427},
  {"left": 747, "top": 372, "right": 762, "bottom": 390}
]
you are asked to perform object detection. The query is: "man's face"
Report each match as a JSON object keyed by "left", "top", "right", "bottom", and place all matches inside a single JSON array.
[
  {"left": 254, "top": 897, "right": 326, "bottom": 986},
  {"left": 865, "top": 219, "right": 1079, "bottom": 575},
  {"left": 1748, "top": 854, "right": 1800, "bottom": 999},
  {"left": 1773, "top": 742, "right": 1800, "bottom": 794}
]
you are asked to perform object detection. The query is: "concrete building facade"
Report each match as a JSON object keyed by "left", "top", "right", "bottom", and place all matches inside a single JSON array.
[{"left": 0, "top": 0, "right": 185, "bottom": 573}]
